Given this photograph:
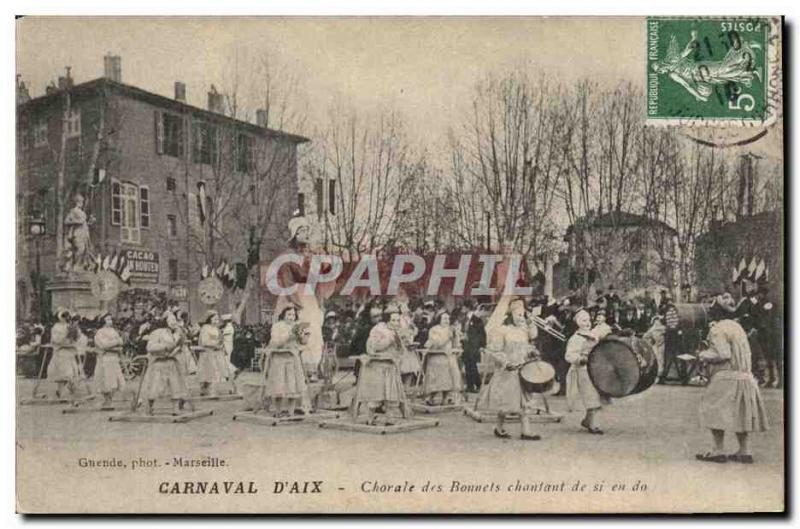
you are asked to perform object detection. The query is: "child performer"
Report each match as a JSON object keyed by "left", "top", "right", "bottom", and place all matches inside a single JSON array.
[
  {"left": 565, "top": 309, "right": 610, "bottom": 434},
  {"left": 47, "top": 308, "right": 84, "bottom": 398},
  {"left": 196, "top": 310, "right": 229, "bottom": 396},
  {"left": 141, "top": 311, "right": 190, "bottom": 414},
  {"left": 262, "top": 306, "right": 309, "bottom": 417},
  {"left": 423, "top": 312, "right": 461, "bottom": 405},
  {"left": 92, "top": 312, "right": 126, "bottom": 406}
]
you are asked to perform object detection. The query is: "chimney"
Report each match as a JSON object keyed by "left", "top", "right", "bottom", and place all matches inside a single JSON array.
[
  {"left": 174, "top": 82, "right": 186, "bottom": 102},
  {"left": 207, "top": 85, "right": 224, "bottom": 114},
  {"left": 256, "top": 109, "right": 268, "bottom": 127},
  {"left": 56, "top": 66, "right": 74, "bottom": 91},
  {"left": 16, "top": 75, "right": 30, "bottom": 105},
  {"left": 103, "top": 54, "right": 122, "bottom": 82}
]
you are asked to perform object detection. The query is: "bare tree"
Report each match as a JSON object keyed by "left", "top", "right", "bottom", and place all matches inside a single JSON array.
[
  {"left": 158, "top": 55, "right": 306, "bottom": 323},
  {"left": 314, "top": 105, "right": 415, "bottom": 259},
  {"left": 446, "top": 71, "right": 566, "bottom": 259}
]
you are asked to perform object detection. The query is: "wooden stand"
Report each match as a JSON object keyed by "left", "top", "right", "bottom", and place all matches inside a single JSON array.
[
  {"left": 20, "top": 396, "right": 75, "bottom": 406},
  {"left": 188, "top": 392, "right": 243, "bottom": 402},
  {"left": 318, "top": 416, "right": 440, "bottom": 435},
  {"left": 109, "top": 409, "right": 214, "bottom": 423},
  {"left": 62, "top": 396, "right": 129, "bottom": 414},
  {"left": 232, "top": 409, "right": 340, "bottom": 426},
  {"left": 19, "top": 344, "right": 95, "bottom": 406},
  {"left": 410, "top": 402, "right": 464, "bottom": 414},
  {"left": 108, "top": 356, "right": 212, "bottom": 423},
  {"left": 463, "top": 406, "right": 562, "bottom": 423}
]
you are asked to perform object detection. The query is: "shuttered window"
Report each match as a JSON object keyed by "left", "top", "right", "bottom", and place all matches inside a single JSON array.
[
  {"left": 121, "top": 183, "right": 140, "bottom": 244},
  {"left": 315, "top": 178, "right": 324, "bottom": 219},
  {"left": 139, "top": 186, "right": 150, "bottom": 228},
  {"left": 156, "top": 111, "right": 184, "bottom": 158},
  {"left": 328, "top": 179, "right": 336, "bottom": 215},
  {"left": 111, "top": 181, "right": 122, "bottom": 225}
]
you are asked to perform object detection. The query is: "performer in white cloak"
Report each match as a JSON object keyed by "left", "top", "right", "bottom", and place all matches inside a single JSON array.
[
  {"left": 262, "top": 306, "right": 310, "bottom": 417},
  {"left": 196, "top": 310, "right": 230, "bottom": 396},
  {"left": 273, "top": 214, "right": 325, "bottom": 381},
  {"left": 477, "top": 297, "right": 543, "bottom": 440},
  {"left": 92, "top": 312, "right": 126, "bottom": 405},
  {"left": 354, "top": 304, "right": 408, "bottom": 424},
  {"left": 423, "top": 312, "right": 463, "bottom": 405},
  {"left": 565, "top": 309, "right": 610, "bottom": 434},
  {"left": 47, "top": 308, "right": 84, "bottom": 398},
  {"left": 141, "top": 311, "right": 190, "bottom": 414},
  {"left": 696, "top": 293, "right": 769, "bottom": 464}
]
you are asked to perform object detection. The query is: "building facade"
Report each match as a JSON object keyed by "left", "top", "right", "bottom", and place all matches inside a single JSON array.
[
  {"left": 694, "top": 210, "right": 783, "bottom": 306},
  {"left": 16, "top": 60, "right": 309, "bottom": 323},
  {"left": 554, "top": 211, "right": 678, "bottom": 301}
]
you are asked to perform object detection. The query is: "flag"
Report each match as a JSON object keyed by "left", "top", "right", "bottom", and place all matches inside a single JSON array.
[
  {"left": 201, "top": 264, "right": 209, "bottom": 279},
  {"left": 224, "top": 261, "right": 237, "bottom": 289},
  {"left": 92, "top": 167, "right": 106, "bottom": 187},
  {"left": 119, "top": 260, "right": 132, "bottom": 285},
  {"left": 109, "top": 252, "right": 119, "bottom": 272},
  {"left": 746, "top": 256, "right": 758, "bottom": 280},
  {"left": 197, "top": 181, "right": 207, "bottom": 225},
  {"left": 102, "top": 253, "right": 112, "bottom": 270},
  {"left": 215, "top": 260, "right": 226, "bottom": 278},
  {"left": 115, "top": 254, "right": 128, "bottom": 276},
  {"left": 732, "top": 257, "right": 747, "bottom": 283},
  {"left": 754, "top": 259, "right": 766, "bottom": 282},
  {"left": 93, "top": 254, "right": 102, "bottom": 273}
]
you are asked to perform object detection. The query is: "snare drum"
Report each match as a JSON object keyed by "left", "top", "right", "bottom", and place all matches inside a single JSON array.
[
  {"left": 518, "top": 360, "right": 558, "bottom": 394},
  {"left": 587, "top": 336, "right": 657, "bottom": 398}
]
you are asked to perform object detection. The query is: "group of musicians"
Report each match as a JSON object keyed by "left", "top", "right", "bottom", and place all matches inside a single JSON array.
[
  {"left": 34, "top": 213, "right": 772, "bottom": 461},
  {"left": 38, "top": 279, "right": 771, "bottom": 463},
  {"left": 43, "top": 305, "right": 240, "bottom": 415}
]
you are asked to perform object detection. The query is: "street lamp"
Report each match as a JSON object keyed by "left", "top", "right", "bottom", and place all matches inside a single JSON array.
[{"left": 28, "top": 215, "right": 46, "bottom": 321}]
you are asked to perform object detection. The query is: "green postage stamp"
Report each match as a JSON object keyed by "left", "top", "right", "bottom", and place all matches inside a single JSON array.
[{"left": 646, "top": 17, "right": 781, "bottom": 126}]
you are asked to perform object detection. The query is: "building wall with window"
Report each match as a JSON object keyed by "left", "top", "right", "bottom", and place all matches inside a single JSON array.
[
  {"left": 17, "top": 77, "right": 309, "bottom": 323},
  {"left": 555, "top": 212, "right": 678, "bottom": 301}
]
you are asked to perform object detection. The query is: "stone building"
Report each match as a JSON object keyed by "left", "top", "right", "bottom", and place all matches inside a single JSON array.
[
  {"left": 555, "top": 211, "right": 679, "bottom": 301},
  {"left": 694, "top": 210, "right": 783, "bottom": 306},
  {"left": 16, "top": 56, "right": 309, "bottom": 323}
]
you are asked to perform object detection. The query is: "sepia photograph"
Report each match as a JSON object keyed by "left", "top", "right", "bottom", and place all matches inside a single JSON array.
[{"left": 13, "top": 15, "right": 784, "bottom": 514}]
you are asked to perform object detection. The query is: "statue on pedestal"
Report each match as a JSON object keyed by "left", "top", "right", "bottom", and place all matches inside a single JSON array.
[{"left": 61, "top": 194, "right": 95, "bottom": 273}]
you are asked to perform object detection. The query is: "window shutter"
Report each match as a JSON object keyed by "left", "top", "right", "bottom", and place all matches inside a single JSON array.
[
  {"left": 315, "top": 178, "right": 324, "bottom": 219},
  {"left": 154, "top": 111, "right": 164, "bottom": 154},
  {"left": 328, "top": 179, "right": 336, "bottom": 215},
  {"left": 297, "top": 193, "right": 305, "bottom": 216},
  {"left": 111, "top": 180, "right": 122, "bottom": 225},
  {"left": 179, "top": 116, "right": 187, "bottom": 159},
  {"left": 192, "top": 121, "right": 200, "bottom": 164},
  {"left": 248, "top": 136, "right": 255, "bottom": 173},
  {"left": 139, "top": 185, "right": 150, "bottom": 228},
  {"left": 213, "top": 126, "right": 221, "bottom": 166}
]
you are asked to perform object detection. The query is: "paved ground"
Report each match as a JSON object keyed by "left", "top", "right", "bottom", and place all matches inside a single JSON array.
[{"left": 15, "top": 375, "right": 784, "bottom": 513}]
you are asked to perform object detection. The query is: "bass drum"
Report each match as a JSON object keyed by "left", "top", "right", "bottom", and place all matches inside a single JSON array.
[
  {"left": 587, "top": 336, "right": 658, "bottom": 398},
  {"left": 675, "top": 303, "right": 709, "bottom": 331}
]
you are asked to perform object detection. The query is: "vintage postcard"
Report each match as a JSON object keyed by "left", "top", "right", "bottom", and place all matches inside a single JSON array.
[{"left": 14, "top": 16, "right": 784, "bottom": 514}]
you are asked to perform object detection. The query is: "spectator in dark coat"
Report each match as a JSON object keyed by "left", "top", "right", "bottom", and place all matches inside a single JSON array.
[{"left": 462, "top": 315, "right": 486, "bottom": 393}]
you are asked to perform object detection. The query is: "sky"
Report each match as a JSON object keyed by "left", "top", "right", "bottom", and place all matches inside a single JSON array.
[
  {"left": 16, "top": 17, "right": 647, "bottom": 146},
  {"left": 16, "top": 16, "right": 781, "bottom": 170}
]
